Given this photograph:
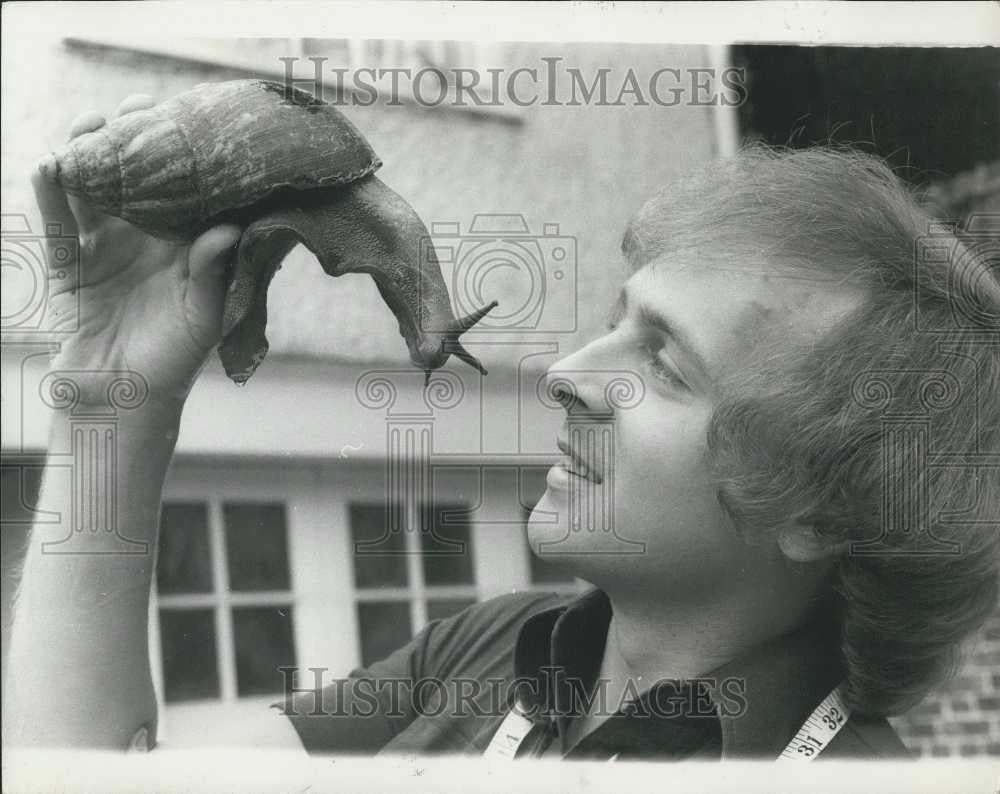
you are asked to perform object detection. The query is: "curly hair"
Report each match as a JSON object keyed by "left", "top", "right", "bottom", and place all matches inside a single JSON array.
[{"left": 622, "top": 145, "right": 1000, "bottom": 717}]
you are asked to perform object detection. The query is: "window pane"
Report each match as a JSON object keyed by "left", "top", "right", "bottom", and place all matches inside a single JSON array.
[
  {"left": 356, "top": 601, "right": 411, "bottom": 667},
  {"left": 426, "top": 598, "right": 476, "bottom": 622},
  {"left": 232, "top": 606, "right": 297, "bottom": 697},
  {"left": 420, "top": 502, "right": 474, "bottom": 586},
  {"left": 157, "top": 502, "right": 212, "bottom": 594},
  {"left": 159, "top": 608, "right": 219, "bottom": 702},
  {"left": 1, "top": 464, "right": 44, "bottom": 522},
  {"left": 2, "top": 466, "right": 43, "bottom": 653},
  {"left": 350, "top": 503, "right": 407, "bottom": 588},
  {"left": 223, "top": 503, "right": 291, "bottom": 592}
]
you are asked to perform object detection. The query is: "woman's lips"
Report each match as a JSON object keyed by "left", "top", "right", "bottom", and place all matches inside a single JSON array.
[
  {"left": 546, "top": 461, "right": 577, "bottom": 490},
  {"left": 554, "top": 439, "right": 603, "bottom": 484}
]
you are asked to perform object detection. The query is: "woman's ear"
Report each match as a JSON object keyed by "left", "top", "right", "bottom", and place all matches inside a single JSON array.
[{"left": 777, "top": 523, "right": 849, "bottom": 563}]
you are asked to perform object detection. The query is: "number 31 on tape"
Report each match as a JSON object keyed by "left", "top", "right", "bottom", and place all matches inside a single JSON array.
[{"left": 778, "top": 687, "right": 850, "bottom": 762}]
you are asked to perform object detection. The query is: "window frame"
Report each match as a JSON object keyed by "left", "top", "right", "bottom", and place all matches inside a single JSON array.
[
  {"left": 153, "top": 464, "right": 321, "bottom": 719},
  {"left": 348, "top": 498, "right": 480, "bottom": 658},
  {"left": 154, "top": 459, "right": 584, "bottom": 734},
  {"left": 155, "top": 498, "right": 296, "bottom": 703}
]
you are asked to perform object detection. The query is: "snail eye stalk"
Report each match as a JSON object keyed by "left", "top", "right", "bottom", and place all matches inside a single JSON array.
[
  {"left": 441, "top": 299, "right": 498, "bottom": 375},
  {"left": 449, "top": 300, "right": 499, "bottom": 334},
  {"left": 447, "top": 340, "right": 488, "bottom": 375}
]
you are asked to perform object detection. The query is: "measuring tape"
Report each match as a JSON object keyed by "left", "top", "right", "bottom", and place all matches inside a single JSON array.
[
  {"left": 485, "top": 686, "right": 851, "bottom": 762},
  {"left": 483, "top": 702, "right": 536, "bottom": 760},
  {"left": 777, "top": 686, "right": 851, "bottom": 762}
]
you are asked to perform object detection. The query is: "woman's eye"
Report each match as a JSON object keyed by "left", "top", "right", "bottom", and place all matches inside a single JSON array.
[{"left": 642, "top": 343, "right": 688, "bottom": 390}]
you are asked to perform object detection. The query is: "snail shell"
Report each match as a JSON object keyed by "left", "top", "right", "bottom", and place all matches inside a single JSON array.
[
  {"left": 41, "top": 80, "right": 381, "bottom": 240},
  {"left": 39, "top": 79, "right": 494, "bottom": 382}
]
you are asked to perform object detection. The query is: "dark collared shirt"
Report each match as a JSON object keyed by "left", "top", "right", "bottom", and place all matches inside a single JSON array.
[{"left": 278, "top": 588, "right": 909, "bottom": 760}]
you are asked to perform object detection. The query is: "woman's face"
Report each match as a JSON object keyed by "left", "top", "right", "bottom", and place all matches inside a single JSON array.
[{"left": 527, "top": 253, "right": 862, "bottom": 603}]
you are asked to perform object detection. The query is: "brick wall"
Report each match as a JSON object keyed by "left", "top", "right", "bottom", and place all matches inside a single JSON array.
[{"left": 891, "top": 604, "right": 1000, "bottom": 757}]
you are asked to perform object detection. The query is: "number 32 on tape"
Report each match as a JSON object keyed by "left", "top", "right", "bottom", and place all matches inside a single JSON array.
[{"left": 778, "top": 687, "right": 851, "bottom": 762}]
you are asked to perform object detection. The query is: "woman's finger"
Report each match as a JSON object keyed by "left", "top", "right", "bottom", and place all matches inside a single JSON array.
[
  {"left": 30, "top": 109, "right": 109, "bottom": 259},
  {"left": 187, "top": 224, "right": 243, "bottom": 336},
  {"left": 61, "top": 112, "right": 111, "bottom": 231},
  {"left": 114, "top": 94, "right": 155, "bottom": 118},
  {"left": 30, "top": 160, "right": 80, "bottom": 265},
  {"left": 188, "top": 224, "right": 242, "bottom": 283},
  {"left": 67, "top": 111, "right": 106, "bottom": 140}
]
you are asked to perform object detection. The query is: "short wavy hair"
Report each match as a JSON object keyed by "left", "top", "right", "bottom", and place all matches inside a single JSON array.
[{"left": 623, "top": 145, "right": 1000, "bottom": 717}]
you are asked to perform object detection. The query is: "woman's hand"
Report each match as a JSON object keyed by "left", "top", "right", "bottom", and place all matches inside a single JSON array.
[{"left": 33, "top": 93, "right": 242, "bottom": 414}]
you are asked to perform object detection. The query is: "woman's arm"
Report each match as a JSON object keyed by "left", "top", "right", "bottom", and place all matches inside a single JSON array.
[
  {"left": 5, "top": 409, "right": 178, "bottom": 749},
  {"left": 5, "top": 401, "right": 307, "bottom": 751},
  {"left": 4, "top": 95, "right": 241, "bottom": 750}
]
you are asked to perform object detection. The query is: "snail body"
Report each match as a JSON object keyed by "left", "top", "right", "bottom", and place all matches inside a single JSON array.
[{"left": 39, "top": 79, "right": 494, "bottom": 382}]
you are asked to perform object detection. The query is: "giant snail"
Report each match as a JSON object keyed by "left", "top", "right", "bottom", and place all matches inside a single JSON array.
[{"left": 38, "top": 79, "right": 497, "bottom": 385}]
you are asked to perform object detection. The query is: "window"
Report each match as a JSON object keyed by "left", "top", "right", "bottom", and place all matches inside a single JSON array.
[
  {"left": 154, "top": 500, "right": 296, "bottom": 702},
  {"left": 150, "top": 459, "right": 583, "bottom": 738},
  {"left": 350, "top": 500, "right": 476, "bottom": 666}
]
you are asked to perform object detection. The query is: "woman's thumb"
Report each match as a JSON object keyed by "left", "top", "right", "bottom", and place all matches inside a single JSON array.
[
  {"left": 185, "top": 224, "right": 242, "bottom": 338},
  {"left": 189, "top": 224, "right": 242, "bottom": 284}
]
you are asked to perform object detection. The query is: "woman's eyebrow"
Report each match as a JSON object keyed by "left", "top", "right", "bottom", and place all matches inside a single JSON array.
[{"left": 617, "top": 287, "right": 711, "bottom": 379}]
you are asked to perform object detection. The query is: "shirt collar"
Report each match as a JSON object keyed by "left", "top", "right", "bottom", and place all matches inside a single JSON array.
[
  {"left": 512, "top": 587, "right": 844, "bottom": 759},
  {"left": 513, "top": 587, "right": 610, "bottom": 732}
]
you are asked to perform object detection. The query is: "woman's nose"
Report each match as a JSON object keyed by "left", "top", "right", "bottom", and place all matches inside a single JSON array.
[
  {"left": 542, "top": 368, "right": 593, "bottom": 414},
  {"left": 540, "top": 335, "right": 639, "bottom": 417}
]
